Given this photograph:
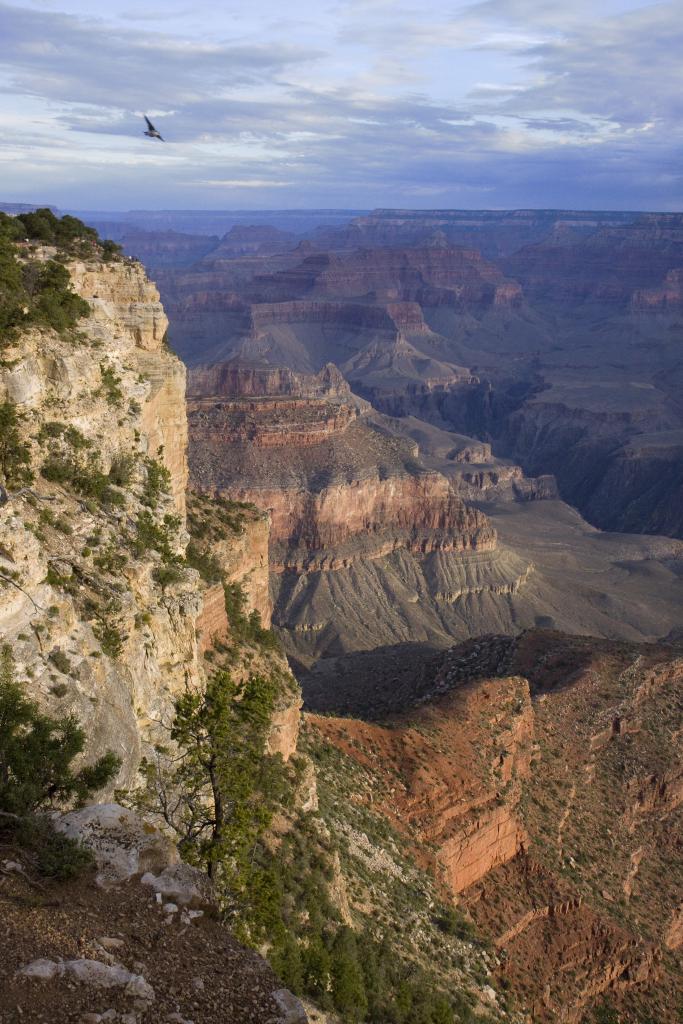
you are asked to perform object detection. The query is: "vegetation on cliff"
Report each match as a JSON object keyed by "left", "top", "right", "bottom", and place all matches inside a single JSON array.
[
  {"left": 0, "top": 210, "right": 110, "bottom": 346},
  {"left": 0, "top": 644, "right": 119, "bottom": 878}
]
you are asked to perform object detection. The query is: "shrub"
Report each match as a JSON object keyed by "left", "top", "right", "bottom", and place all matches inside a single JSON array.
[
  {"left": 98, "top": 363, "right": 123, "bottom": 406},
  {"left": 48, "top": 649, "right": 72, "bottom": 675},
  {"left": 40, "top": 427, "right": 125, "bottom": 508},
  {"left": 141, "top": 457, "right": 171, "bottom": 509},
  {"left": 0, "top": 400, "right": 33, "bottom": 487},
  {"left": 14, "top": 814, "right": 95, "bottom": 879},
  {"left": 131, "top": 510, "right": 180, "bottom": 561},
  {"left": 14, "top": 209, "right": 97, "bottom": 249},
  {"left": 434, "top": 905, "right": 475, "bottom": 940},
  {"left": 0, "top": 210, "right": 122, "bottom": 347},
  {"left": 27, "top": 260, "right": 90, "bottom": 332},
  {"left": 93, "top": 543, "right": 127, "bottom": 574},
  {"left": 223, "top": 581, "right": 279, "bottom": 650},
  {"left": 0, "top": 644, "right": 120, "bottom": 816},
  {"left": 108, "top": 452, "right": 135, "bottom": 488},
  {"left": 93, "top": 619, "right": 126, "bottom": 659},
  {"left": 153, "top": 563, "right": 185, "bottom": 589},
  {"left": 185, "top": 540, "right": 222, "bottom": 584},
  {"left": 101, "top": 239, "right": 122, "bottom": 261}
]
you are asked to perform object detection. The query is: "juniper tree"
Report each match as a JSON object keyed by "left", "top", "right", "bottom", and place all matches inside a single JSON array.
[{"left": 137, "top": 667, "right": 287, "bottom": 920}]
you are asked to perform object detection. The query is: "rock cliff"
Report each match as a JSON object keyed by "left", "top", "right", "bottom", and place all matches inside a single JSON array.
[
  {"left": 307, "top": 629, "right": 683, "bottom": 1022},
  {"left": 0, "top": 249, "right": 300, "bottom": 792},
  {"left": 0, "top": 253, "right": 200, "bottom": 789},
  {"left": 186, "top": 361, "right": 546, "bottom": 666}
]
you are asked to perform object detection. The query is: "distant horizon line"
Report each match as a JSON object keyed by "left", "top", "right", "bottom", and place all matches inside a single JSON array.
[{"left": 3, "top": 202, "right": 681, "bottom": 217}]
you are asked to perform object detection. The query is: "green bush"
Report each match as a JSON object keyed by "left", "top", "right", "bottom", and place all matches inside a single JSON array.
[
  {"left": 0, "top": 644, "right": 120, "bottom": 816},
  {"left": 153, "top": 563, "right": 185, "bottom": 589},
  {"left": 13, "top": 813, "right": 95, "bottom": 880},
  {"left": 185, "top": 540, "right": 222, "bottom": 584},
  {"left": 27, "top": 260, "right": 90, "bottom": 332},
  {"left": 101, "top": 239, "right": 122, "bottom": 261},
  {"left": 39, "top": 425, "right": 126, "bottom": 507},
  {"left": 0, "top": 210, "right": 120, "bottom": 347},
  {"left": 141, "top": 457, "right": 172, "bottom": 509},
  {"left": 48, "top": 649, "right": 72, "bottom": 675},
  {"left": 0, "top": 644, "right": 118, "bottom": 880},
  {"left": 131, "top": 510, "right": 180, "bottom": 561},
  {"left": 0, "top": 399, "right": 33, "bottom": 487},
  {"left": 13, "top": 209, "right": 97, "bottom": 249},
  {"left": 223, "top": 581, "right": 279, "bottom": 650},
  {"left": 108, "top": 452, "right": 135, "bottom": 488},
  {"left": 93, "top": 619, "right": 126, "bottom": 659},
  {"left": 98, "top": 363, "right": 123, "bottom": 406}
]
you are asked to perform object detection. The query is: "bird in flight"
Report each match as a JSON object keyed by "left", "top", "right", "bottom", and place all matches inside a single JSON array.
[{"left": 143, "top": 115, "right": 164, "bottom": 141}]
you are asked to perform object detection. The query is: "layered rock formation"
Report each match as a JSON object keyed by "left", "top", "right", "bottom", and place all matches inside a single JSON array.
[
  {"left": 186, "top": 360, "right": 557, "bottom": 665},
  {"left": 313, "top": 208, "right": 640, "bottom": 259},
  {"left": 505, "top": 213, "right": 683, "bottom": 305},
  {"left": 310, "top": 673, "right": 533, "bottom": 894},
  {"left": 0, "top": 254, "right": 200, "bottom": 788},
  {"left": 188, "top": 347, "right": 683, "bottom": 668},
  {"left": 307, "top": 629, "right": 683, "bottom": 1022},
  {"left": 0, "top": 250, "right": 299, "bottom": 790}
]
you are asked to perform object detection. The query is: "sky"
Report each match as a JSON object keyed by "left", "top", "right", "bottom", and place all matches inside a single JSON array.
[{"left": 0, "top": 0, "right": 681, "bottom": 211}]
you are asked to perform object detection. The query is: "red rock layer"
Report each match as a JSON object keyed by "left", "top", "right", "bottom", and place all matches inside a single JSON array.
[
  {"left": 228, "top": 473, "right": 496, "bottom": 573},
  {"left": 308, "top": 674, "right": 533, "bottom": 894}
]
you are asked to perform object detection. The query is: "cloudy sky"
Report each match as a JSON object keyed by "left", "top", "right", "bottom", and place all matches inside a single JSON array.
[{"left": 0, "top": 0, "right": 681, "bottom": 210}]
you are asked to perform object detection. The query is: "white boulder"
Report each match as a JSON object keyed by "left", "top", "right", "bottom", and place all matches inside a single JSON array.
[
  {"left": 54, "top": 803, "right": 178, "bottom": 886},
  {"left": 18, "top": 958, "right": 154, "bottom": 1001}
]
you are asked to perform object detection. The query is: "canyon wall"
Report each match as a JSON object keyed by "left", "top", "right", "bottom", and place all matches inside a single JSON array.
[
  {"left": 0, "top": 254, "right": 200, "bottom": 788},
  {"left": 0, "top": 251, "right": 297, "bottom": 791},
  {"left": 186, "top": 361, "right": 551, "bottom": 664},
  {"left": 307, "top": 629, "right": 683, "bottom": 1022}
]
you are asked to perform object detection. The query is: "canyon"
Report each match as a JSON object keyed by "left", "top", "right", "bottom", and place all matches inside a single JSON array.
[
  {"left": 2, "top": 210, "right": 682, "bottom": 1024},
  {"left": 307, "top": 628, "right": 683, "bottom": 1023},
  {"left": 185, "top": 354, "right": 682, "bottom": 669},
  {"left": 115, "top": 207, "right": 683, "bottom": 545}
]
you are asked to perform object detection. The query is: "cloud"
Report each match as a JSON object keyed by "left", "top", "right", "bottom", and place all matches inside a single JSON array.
[
  {"left": 0, "top": 2, "right": 321, "bottom": 110},
  {"left": 0, "top": 0, "right": 681, "bottom": 209}
]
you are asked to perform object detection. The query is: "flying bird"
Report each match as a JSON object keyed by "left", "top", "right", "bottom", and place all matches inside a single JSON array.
[{"left": 143, "top": 115, "right": 164, "bottom": 141}]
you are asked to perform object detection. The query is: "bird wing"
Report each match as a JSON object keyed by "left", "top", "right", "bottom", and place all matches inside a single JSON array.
[
  {"left": 144, "top": 115, "right": 155, "bottom": 131},
  {"left": 157, "top": 134, "right": 165, "bottom": 142}
]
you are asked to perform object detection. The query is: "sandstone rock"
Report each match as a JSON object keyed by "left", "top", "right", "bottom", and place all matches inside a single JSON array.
[
  {"left": 139, "top": 862, "right": 213, "bottom": 907},
  {"left": 55, "top": 804, "right": 178, "bottom": 886},
  {"left": 271, "top": 988, "right": 309, "bottom": 1023}
]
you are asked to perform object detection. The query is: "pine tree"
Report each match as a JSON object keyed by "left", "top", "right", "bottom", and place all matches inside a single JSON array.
[{"left": 330, "top": 927, "right": 368, "bottom": 1022}]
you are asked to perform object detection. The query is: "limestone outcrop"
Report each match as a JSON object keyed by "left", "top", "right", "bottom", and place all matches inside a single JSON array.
[
  {"left": 0, "top": 253, "right": 200, "bottom": 788},
  {"left": 0, "top": 251, "right": 301, "bottom": 790}
]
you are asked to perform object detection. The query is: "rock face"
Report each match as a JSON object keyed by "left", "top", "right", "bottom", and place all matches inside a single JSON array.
[
  {"left": 308, "top": 629, "right": 683, "bottom": 1022},
  {"left": 312, "top": 674, "right": 533, "bottom": 894},
  {"left": 186, "top": 361, "right": 539, "bottom": 666},
  {"left": 0, "top": 251, "right": 300, "bottom": 788},
  {"left": 0, "top": 253, "right": 201, "bottom": 788},
  {"left": 505, "top": 213, "right": 683, "bottom": 304},
  {"left": 54, "top": 803, "right": 179, "bottom": 886}
]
